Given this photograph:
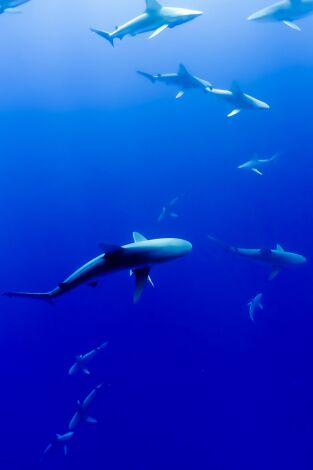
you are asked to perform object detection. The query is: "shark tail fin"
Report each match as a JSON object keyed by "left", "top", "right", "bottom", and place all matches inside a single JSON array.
[
  {"left": 208, "top": 235, "right": 236, "bottom": 254},
  {"left": 3, "top": 290, "right": 55, "bottom": 304},
  {"left": 137, "top": 70, "right": 156, "bottom": 83},
  {"left": 90, "top": 28, "right": 114, "bottom": 46}
]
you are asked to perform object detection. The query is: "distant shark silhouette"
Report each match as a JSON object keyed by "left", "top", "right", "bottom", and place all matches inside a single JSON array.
[
  {"left": 208, "top": 82, "right": 270, "bottom": 118},
  {"left": 68, "top": 384, "right": 103, "bottom": 431},
  {"left": 238, "top": 153, "right": 279, "bottom": 175},
  {"left": 0, "top": 0, "right": 30, "bottom": 14},
  {"left": 4, "top": 232, "right": 192, "bottom": 304},
  {"left": 90, "top": 0, "right": 202, "bottom": 46},
  {"left": 137, "top": 64, "right": 212, "bottom": 99},
  {"left": 68, "top": 342, "right": 108, "bottom": 376},
  {"left": 248, "top": 0, "right": 313, "bottom": 31},
  {"left": 208, "top": 236, "right": 307, "bottom": 280},
  {"left": 248, "top": 293, "right": 264, "bottom": 322},
  {"left": 41, "top": 431, "right": 74, "bottom": 462}
]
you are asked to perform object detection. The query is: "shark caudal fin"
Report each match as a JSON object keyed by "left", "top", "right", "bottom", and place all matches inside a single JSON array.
[
  {"left": 3, "top": 290, "right": 56, "bottom": 304},
  {"left": 90, "top": 28, "right": 114, "bottom": 46},
  {"left": 137, "top": 70, "right": 156, "bottom": 83},
  {"left": 208, "top": 235, "right": 236, "bottom": 254}
]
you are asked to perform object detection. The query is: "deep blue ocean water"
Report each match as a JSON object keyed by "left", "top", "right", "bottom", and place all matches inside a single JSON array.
[{"left": 1, "top": 0, "right": 313, "bottom": 469}]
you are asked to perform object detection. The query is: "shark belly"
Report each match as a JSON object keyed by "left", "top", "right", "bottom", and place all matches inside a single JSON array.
[{"left": 113, "top": 13, "right": 165, "bottom": 39}]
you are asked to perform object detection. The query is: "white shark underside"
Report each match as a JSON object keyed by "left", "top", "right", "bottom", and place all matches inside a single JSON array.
[
  {"left": 208, "top": 236, "right": 306, "bottom": 279},
  {"left": 91, "top": 0, "right": 202, "bottom": 46},
  {"left": 248, "top": 0, "right": 313, "bottom": 30},
  {"left": 4, "top": 233, "right": 192, "bottom": 303}
]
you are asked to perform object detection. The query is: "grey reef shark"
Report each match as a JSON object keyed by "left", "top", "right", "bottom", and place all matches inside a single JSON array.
[
  {"left": 4, "top": 232, "right": 192, "bottom": 304},
  {"left": 0, "top": 0, "right": 30, "bottom": 14},
  {"left": 90, "top": 0, "right": 202, "bottom": 46},
  {"left": 248, "top": 293, "right": 264, "bottom": 322},
  {"left": 68, "top": 341, "right": 108, "bottom": 376},
  {"left": 208, "top": 81, "right": 270, "bottom": 118},
  {"left": 41, "top": 431, "right": 74, "bottom": 462},
  {"left": 238, "top": 153, "right": 279, "bottom": 175},
  {"left": 137, "top": 64, "right": 212, "bottom": 99},
  {"left": 248, "top": 0, "right": 313, "bottom": 31},
  {"left": 208, "top": 236, "right": 307, "bottom": 280},
  {"left": 68, "top": 384, "right": 103, "bottom": 431}
]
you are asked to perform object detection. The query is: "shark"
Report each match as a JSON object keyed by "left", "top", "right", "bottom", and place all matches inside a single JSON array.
[
  {"left": 158, "top": 196, "right": 180, "bottom": 223},
  {"left": 0, "top": 0, "right": 30, "bottom": 14},
  {"left": 238, "top": 153, "right": 279, "bottom": 175},
  {"left": 68, "top": 384, "right": 102, "bottom": 431},
  {"left": 248, "top": 0, "right": 313, "bottom": 31},
  {"left": 208, "top": 236, "right": 307, "bottom": 280},
  {"left": 90, "top": 0, "right": 202, "bottom": 46},
  {"left": 208, "top": 82, "right": 270, "bottom": 118},
  {"left": 41, "top": 431, "right": 74, "bottom": 462},
  {"left": 4, "top": 232, "right": 192, "bottom": 304},
  {"left": 248, "top": 293, "right": 264, "bottom": 322},
  {"left": 68, "top": 342, "right": 108, "bottom": 376},
  {"left": 137, "top": 64, "right": 212, "bottom": 99}
]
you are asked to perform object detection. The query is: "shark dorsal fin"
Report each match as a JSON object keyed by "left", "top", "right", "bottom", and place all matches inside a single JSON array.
[
  {"left": 145, "top": 0, "right": 161, "bottom": 12},
  {"left": 231, "top": 81, "right": 243, "bottom": 96},
  {"left": 133, "top": 232, "right": 147, "bottom": 242},
  {"left": 178, "top": 64, "right": 189, "bottom": 76},
  {"left": 276, "top": 244, "right": 284, "bottom": 252}
]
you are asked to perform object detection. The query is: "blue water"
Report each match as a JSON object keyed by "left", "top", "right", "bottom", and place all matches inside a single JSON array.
[{"left": 1, "top": 0, "right": 313, "bottom": 468}]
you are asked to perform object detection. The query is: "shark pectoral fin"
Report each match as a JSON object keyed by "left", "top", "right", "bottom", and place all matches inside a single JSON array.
[
  {"left": 227, "top": 109, "right": 241, "bottom": 118},
  {"left": 283, "top": 21, "right": 301, "bottom": 31},
  {"left": 86, "top": 416, "right": 98, "bottom": 424},
  {"left": 148, "top": 275, "right": 154, "bottom": 288},
  {"left": 176, "top": 90, "right": 185, "bottom": 99},
  {"left": 269, "top": 267, "right": 281, "bottom": 281},
  {"left": 133, "top": 232, "right": 147, "bottom": 242},
  {"left": 251, "top": 168, "right": 263, "bottom": 176},
  {"left": 149, "top": 24, "right": 168, "bottom": 39},
  {"left": 169, "top": 212, "right": 179, "bottom": 218},
  {"left": 259, "top": 302, "right": 264, "bottom": 310},
  {"left": 83, "top": 368, "right": 91, "bottom": 375},
  {"left": 63, "top": 445, "right": 68, "bottom": 456},
  {"left": 133, "top": 267, "right": 151, "bottom": 303}
]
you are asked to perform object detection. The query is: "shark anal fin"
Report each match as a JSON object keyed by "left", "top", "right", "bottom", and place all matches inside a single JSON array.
[
  {"left": 227, "top": 108, "right": 241, "bottom": 118},
  {"left": 133, "top": 267, "right": 151, "bottom": 303},
  {"left": 176, "top": 90, "right": 185, "bottom": 99},
  {"left": 283, "top": 21, "right": 301, "bottom": 31},
  {"left": 149, "top": 24, "right": 168, "bottom": 39}
]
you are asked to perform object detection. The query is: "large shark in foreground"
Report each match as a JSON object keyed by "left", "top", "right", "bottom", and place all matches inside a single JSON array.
[
  {"left": 208, "top": 236, "right": 307, "bottom": 280},
  {"left": 238, "top": 153, "right": 279, "bottom": 175},
  {"left": 68, "top": 342, "right": 108, "bottom": 376},
  {"left": 90, "top": 0, "right": 202, "bottom": 46},
  {"left": 248, "top": 0, "right": 313, "bottom": 31},
  {"left": 69, "top": 384, "right": 103, "bottom": 431},
  {"left": 208, "top": 82, "right": 270, "bottom": 118},
  {"left": 0, "top": 0, "right": 30, "bottom": 13},
  {"left": 4, "top": 232, "right": 192, "bottom": 304},
  {"left": 138, "top": 64, "right": 212, "bottom": 99}
]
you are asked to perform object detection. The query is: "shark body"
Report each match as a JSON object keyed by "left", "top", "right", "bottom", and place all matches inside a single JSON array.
[
  {"left": 0, "top": 0, "right": 30, "bottom": 13},
  {"left": 238, "top": 153, "right": 279, "bottom": 175},
  {"left": 4, "top": 232, "right": 192, "bottom": 304},
  {"left": 208, "top": 82, "right": 270, "bottom": 118},
  {"left": 248, "top": 293, "right": 264, "bottom": 322},
  {"left": 90, "top": 0, "right": 202, "bottom": 46},
  {"left": 69, "top": 384, "right": 102, "bottom": 431},
  {"left": 248, "top": 0, "right": 313, "bottom": 31},
  {"left": 68, "top": 342, "right": 108, "bottom": 376},
  {"left": 138, "top": 64, "right": 212, "bottom": 99},
  {"left": 208, "top": 236, "right": 306, "bottom": 280}
]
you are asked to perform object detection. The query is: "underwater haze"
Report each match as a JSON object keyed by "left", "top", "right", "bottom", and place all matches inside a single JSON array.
[{"left": 1, "top": 0, "right": 313, "bottom": 469}]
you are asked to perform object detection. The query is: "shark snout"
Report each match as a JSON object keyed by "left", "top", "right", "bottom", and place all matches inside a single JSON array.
[{"left": 247, "top": 10, "right": 267, "bottom": 22}]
